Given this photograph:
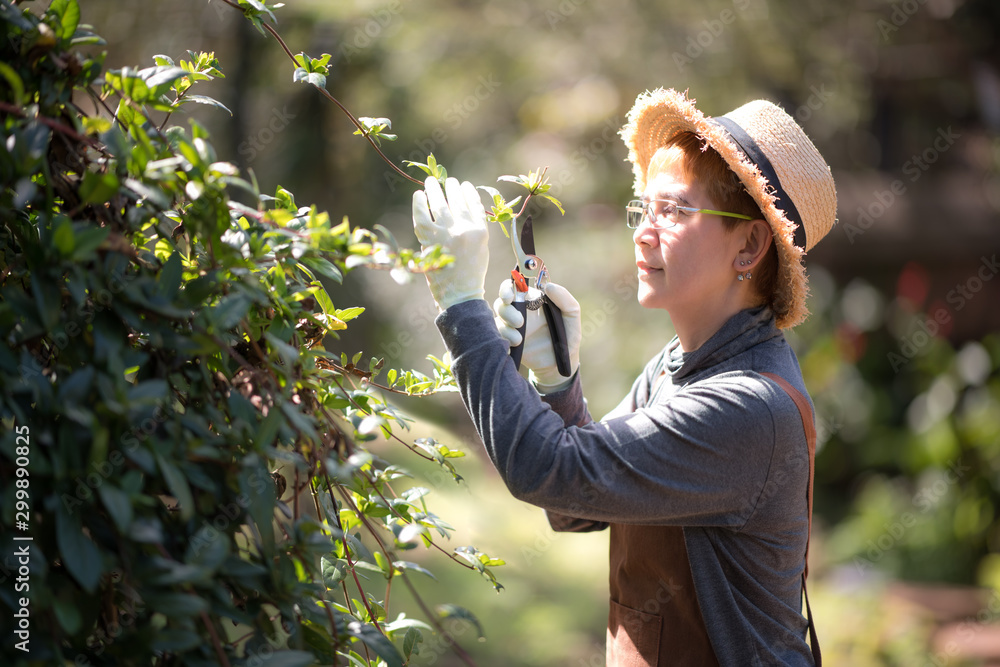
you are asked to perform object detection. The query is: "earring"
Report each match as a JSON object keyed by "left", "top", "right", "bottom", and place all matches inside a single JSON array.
[
  {"left": 745, "top": 271, "right": 752, "bottom": 280},
  {"left": 737, "top": 273, "right": 745, "bottom": 282}
]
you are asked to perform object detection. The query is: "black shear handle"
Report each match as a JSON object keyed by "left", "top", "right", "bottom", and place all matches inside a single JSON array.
[
  {"left": 541, "top": 296, "right": 573, "bottom": 378},
  {"left": 509, "top": 300, "right": 527, "bottom": 370}
]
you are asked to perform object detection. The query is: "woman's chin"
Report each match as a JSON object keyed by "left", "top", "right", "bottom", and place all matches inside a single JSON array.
[{"left": 636, "top": 287, "right": 669, "bottom": 311}]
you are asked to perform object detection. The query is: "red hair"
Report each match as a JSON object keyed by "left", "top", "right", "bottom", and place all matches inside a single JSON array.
[{"left": 648, "top": 132, "right": 779, "bottom": 306}]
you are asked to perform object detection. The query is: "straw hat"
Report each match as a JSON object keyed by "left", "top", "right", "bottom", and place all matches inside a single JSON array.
[{"left": 620, "top": 88, "right": 837, "bottom": 329}]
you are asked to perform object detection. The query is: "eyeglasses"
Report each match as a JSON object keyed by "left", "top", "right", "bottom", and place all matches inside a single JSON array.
[{"left": 625, "top": 198, "right": 752, "bottom": 230}]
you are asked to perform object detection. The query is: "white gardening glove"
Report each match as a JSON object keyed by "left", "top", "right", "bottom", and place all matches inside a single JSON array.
[
  {"left": 412, "top": 176, "right": 489, "bottom": 311},
  {"left": 493, "top": 279, "right": 582, "bottom": 392}
]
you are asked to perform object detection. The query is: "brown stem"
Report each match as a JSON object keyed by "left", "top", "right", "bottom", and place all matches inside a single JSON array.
[
  {"left": 355, "top": 466, "right": 477, "bottom": 572},
  {"left": 0, "top": 100, "right": 102, "bottom": 148},
  {"left": 397, "top": 571, "right": 479, "bottom": 666},
  {"left": 293, "top": 467, "right": 300, "bottom": 520},
  {"left": 323, "top": 360, "right": 449, "bottom": 397},
  {"left": 330, "top": 482, "right": 401, "bottom": 653},
  {"left": 154, "top": 543, "right": 232, "bottom": 667},
  {"left": 200, "top": 609, "right": 232, "bottom": 667},
  {"left": 514, "top": 167, "right": 549, "bottom": 219},
  {"left": 324, "top": 480, "right": 384, "bottom": 636},
  {"left": 329, "top": 375, "right": 437, "bottom": 464},
  {"left": 290, "top": 522, "right": 345, "bottom": 666},
  {"left": 216, "top": 0, "right": 422, "bottom": 187},
  {"left": 158, "top": 89, "right": 187, "bottom": 133}
]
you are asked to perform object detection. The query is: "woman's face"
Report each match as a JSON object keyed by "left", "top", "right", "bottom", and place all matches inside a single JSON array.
[{"left": 633, "top": 159, "right": 744, "bottom": 313}]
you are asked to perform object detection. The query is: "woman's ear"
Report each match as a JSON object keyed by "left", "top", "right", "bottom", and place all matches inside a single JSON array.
[{"left": 733, "top": 219, "right": 773, "bottom": 272}]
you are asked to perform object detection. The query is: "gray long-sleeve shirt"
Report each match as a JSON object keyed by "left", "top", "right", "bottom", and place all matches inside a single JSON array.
[{"left": 436, "top": 299, "right": 815, "bottom": 665}]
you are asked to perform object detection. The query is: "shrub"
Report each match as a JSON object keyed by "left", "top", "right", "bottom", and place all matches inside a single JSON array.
[{"left": 0, "top": 1, "right": 515, "bottom": 665}]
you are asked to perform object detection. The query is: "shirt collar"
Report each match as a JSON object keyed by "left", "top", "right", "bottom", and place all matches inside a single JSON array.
[{"left": 665, "top": 306, "right": 781, "bottom": 382}]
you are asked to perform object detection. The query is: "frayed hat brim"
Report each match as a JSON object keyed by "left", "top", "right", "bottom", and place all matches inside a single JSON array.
[{"left": 620, "top": 89, "right": 837, "bottom": 328}]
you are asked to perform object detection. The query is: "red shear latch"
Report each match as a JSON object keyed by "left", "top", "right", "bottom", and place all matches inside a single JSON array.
[{"left": 511, "top": 269, "right": 528, "bottom": 293}]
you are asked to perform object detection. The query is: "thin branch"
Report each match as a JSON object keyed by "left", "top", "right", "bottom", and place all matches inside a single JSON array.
[
  {"left": 328, "top": 374, "right": 437, "bottom": 464},
  {"left": 514, "top": 167, "right": 549, "bottom": 219},
  {"left": 200, "top": 609, "right": 232, "bottom": 667},
  {"left": 154, "top": 543, "right": 232, "bottom": 667},
  {"left": 354, "top": 465, "right": 477, "bottom": 573},
  {"left": 216, "top": 0, "right": 422, "bottom": 188},
  {"left": 0, "top": 100, "right": 102, "bottom": 148},
  {"left": 398, "top": 571, "right": 479, "bottom": 667},
  {"left": 319, "top": 358, "right": 451, "bottom": 397}
]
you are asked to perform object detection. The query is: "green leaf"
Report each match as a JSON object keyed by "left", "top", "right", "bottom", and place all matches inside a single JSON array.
[
  {"left": 280, "top": 401, "right": 319, "bottom": 441},
  {"left": 212, "top": 292, "right": 251, "bottom": 331},
  {"left": 46, "top": 0, "right": 80, "bottom": 42},
  {"left": 185, "top": 523, "right": 230, "bottom": 570},
  {"left": 159, "top": 252, "right": 183, "bottom": 300},
  {"left": 252, "top": 409, "right": 283, "bottom": 450},
  {"left": 392, "top": 560, "right": 436, "bottom": 581},
  {"left": 115, "top": 99, "right": 137, "bottom": 127},
  {"left": 142, "top": 592, "right": 208, "bottom": 617},
  {"left": 541, "top": 193, "right": 566, "bottom": 215},
  {"left": 404, "top": 154, "right": 447, "bottom": 183},
  {"left": 139, "top": 65, "right": 188, "bottom": 96},
  {"left": 53, "top": 218, "right": 74, "bottom": 256},
  {"left": 128, "top": 379, "right": 168, "bottom": 403},
  {"left": 265, "top": 332, "right": 300, "bottom": 367},
  {"left": 346, "top": 620, "right": 404, "bottom": 667},
  {"left": 241, "top": 0, "right": 277, "bottom": 24},
  {"left": 301, "top": 256, "right": 342, "bottom": 283},
  {"left": 31, "top": 277, "right": 61, "bottom": 330},
  {"left": 301, "top": 621, "right": 340, "bottom": 664},
  {"left": 56, "top": 507, "right": 103, "bottom": 593},
  {"left": 435, "top": 604, "right": 485, "bottom": 640},
  {"left": 59, "top": 0, "right": 81, "bottom": 41},
  {"left": 253, "top": 650, "right": 317, "bottom": 667},
  {"left": 70, "top": 27, "right": 106, "bottom": 46},
  {"left": 373, "top": 550, "right": 391, "bottom": 578},
  {"left": 293, "top": 67, "right": 324, "bottom": 88},
  {"left": 240, "top": 460, "right": 276, "bottom": 559},
  {"left": 322, "top": 555, "right": 349, "bottom": 587},
  {"left": 306, "top": 72, "right": 326, "bottom": 89},
  {"left": 477, "top": 185, "right": 501, "bottom": 200},
  {"left": 335, "top": 307, "right": 365, "bottom": 323},
  {"left": 70, "top": 226, "right": 111, "bottom": 261},
  {"left": 152, "top": 629, "right": 202, "bottom": 652},
  {"left": 53, "top": 596, "right": 82, "bottom": 635},
  {"left": 79, "top": 171, "right": 120, "bottom": 205},
  {"left": 0, "top": 62, "right": 25, "bottom": 106},
  {"left": 97, "top": 485, "right": 133, "bottom": 533},
  {"left": 178, "top": 94, "right": 233, "bottom": 115},
  {"left": 156, "top": 454, "right": 194, "bottom": 521},
  {"left": 403, "top": 627, "right": 422, "bottom": 659},
  {"left": 353, "top": 560, "right": 383, "bottom": 577}
]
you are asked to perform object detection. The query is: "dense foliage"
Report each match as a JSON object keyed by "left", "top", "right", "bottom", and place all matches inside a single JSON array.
[{"left": 0, "top": 1, "right": 518, "bottom": 665}]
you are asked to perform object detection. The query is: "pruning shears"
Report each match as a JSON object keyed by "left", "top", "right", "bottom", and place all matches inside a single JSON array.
[{"left": 509, "top": 216, "right": 572, "bottom": 377}]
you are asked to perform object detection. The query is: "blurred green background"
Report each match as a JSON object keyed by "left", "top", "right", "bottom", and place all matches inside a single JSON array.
[{"left": 78, "top": 0, "right": 1000, "bottom": 664}]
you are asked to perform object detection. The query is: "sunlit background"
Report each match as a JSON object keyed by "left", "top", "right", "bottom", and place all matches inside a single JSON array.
[{"left": 80, "top": 0, "right": 1000, "bottom": 664}]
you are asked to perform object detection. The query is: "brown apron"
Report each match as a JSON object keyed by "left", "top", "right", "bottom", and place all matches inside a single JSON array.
[
  {"left": 606, "top": 523, "right": 719, "bottom": 666},
  {"left": 605, "top": 372, "right": 819, "bottom": 666}
]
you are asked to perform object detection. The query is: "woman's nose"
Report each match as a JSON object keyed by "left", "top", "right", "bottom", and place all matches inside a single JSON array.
[{"left": 633, "top": 219, "right": 658, "bottom": 247}]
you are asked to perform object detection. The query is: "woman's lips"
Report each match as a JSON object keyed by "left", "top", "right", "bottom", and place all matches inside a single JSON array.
[{"left": 636, "top": 261, "right": 661, "bottom": 276}]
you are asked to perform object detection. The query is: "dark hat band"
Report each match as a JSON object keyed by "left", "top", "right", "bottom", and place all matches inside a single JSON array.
[{"left": 709, "top": 116, "right": 807, "bottom": 250}]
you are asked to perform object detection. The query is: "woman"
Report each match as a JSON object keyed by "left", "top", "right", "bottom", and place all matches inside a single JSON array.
[{"left": 412, "top": 88, "right": 836, "bottom": 666}]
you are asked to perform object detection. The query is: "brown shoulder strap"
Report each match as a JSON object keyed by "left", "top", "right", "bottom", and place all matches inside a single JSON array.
[{"left": 760, "top": 372, "right": 822, "bottom": 667}]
